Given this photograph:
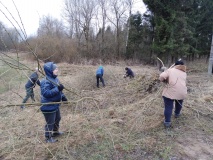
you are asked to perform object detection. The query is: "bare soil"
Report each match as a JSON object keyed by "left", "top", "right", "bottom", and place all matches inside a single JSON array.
[{"left": 0, "top": 55, "right": 213, "bottom": 160}]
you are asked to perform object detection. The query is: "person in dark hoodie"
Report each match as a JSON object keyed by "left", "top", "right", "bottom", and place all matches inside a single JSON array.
[
  {"left": 40, "top": 62, "right": 68, "bottom": 143},
  {"left": 124, "top": 67, "right": 134, "bottom": 78},
  {"left": 96, "top": 65, "right": 105, "bottom": 88},
  {"left": 21, "top": 68, "right": 40, "bottom": 109},
  {"left": 159, "top": 60, "right": 187, "bottom": 128}
]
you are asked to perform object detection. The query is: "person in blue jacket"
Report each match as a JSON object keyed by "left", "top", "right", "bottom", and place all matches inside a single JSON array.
[
  {"left": 124, "top": 67, "right": 134, "bottom": 78},
  {"left": 21, "top": 68, "right": 40, "bottom": 109},
  {"left": 96, "top": 66, "right": 105, "bottom": 88},
  {"left": 40, "top": 62, "right": 68, "bottom": 143}
]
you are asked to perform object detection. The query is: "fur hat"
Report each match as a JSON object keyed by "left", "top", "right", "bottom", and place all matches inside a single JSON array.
[{"left": 175, "top": 60, "right": 184, "bottom": 66}]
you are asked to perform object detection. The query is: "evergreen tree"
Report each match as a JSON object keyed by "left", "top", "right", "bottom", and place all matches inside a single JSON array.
[
  {"left": 126, "top": 12, "right": 143, "bottom": 59},
  {"left": 143, "top": 0, "right": 213, "bottom": 63}
]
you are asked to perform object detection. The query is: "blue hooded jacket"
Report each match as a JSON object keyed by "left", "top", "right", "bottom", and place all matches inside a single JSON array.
[
  {"left": 40, "top": 62, "right": 64, "bottom": 112},
  {"left": 96, "top": 66, "right": 104, "bottom": 75}
]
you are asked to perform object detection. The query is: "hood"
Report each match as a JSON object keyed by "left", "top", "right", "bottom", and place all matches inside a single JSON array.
[
  {"left": 174, "top": 65, "right": 186, "bottom": 72},
  {"left": 98, "top": 66, "right": 103, "bottom": 69},
  {"left": 43, "top": 62, "right": 57, "bottom": 78}
]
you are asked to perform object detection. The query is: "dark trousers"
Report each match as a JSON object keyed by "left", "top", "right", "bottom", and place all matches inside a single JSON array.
[
  {"left": 96, "top": 74, "right": 105, "bottom": 87},
  {"left": 127, "top": 74, "right": 134, "bottom": 78},
  {"left": 42, "top": 109, "right": 61, "bottom": 138},
  {"left": 163, "top": 96, "right": 183, "bottom": 122},
  {"left": 22, "top": 87, "right": 35, "bottom": 103}
]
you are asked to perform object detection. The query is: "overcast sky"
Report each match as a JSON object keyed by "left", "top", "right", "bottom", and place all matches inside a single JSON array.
[{"left": 0, "top": 0, "right": 146, "bottom": 36}]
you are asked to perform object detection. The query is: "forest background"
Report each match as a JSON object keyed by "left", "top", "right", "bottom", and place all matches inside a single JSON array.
[{"left": 0, "top": 0, "right": 213, "bottom": 65}]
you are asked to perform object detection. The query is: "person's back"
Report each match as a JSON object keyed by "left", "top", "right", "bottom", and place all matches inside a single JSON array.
[
  {"left": 96, "top": 66, "right": 105, "bottom": 88},
  {"left": 159, "top": 60, "right": 187, "bottom": 128},
  {"left": 159, "top": 65, "right": 187, "bottom": 100},
  {"left": 96, "top": 66, "right": 104, "bottom": 75},
  {"left": 25, "top": 71, "right": 40, "bottom": 88},
  {"left": 125, "top": 67, "right": 134, "bottom": 78}
]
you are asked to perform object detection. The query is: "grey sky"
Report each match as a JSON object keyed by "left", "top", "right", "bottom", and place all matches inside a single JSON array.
[{"left": 0, "top": 0, "right": 146, "bottom": 36}]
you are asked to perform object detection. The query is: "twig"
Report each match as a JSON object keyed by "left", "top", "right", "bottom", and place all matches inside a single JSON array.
[
  {"left": 157, "top": 57, "right": 164, "bottom": 67},
  {"left": 4, "top": 97, "right": 99, "bottom": 107}
]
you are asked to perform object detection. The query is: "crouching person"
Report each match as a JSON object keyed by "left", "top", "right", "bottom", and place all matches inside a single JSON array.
[
  {"left": 124, "top": 67, "right": 134, "bottom": 78},
  {"left": 40, "top": 62, "right": 68, "bottom": 143},
  {"left": 159, "top": 60, "right": 187, "bottom": 128}
]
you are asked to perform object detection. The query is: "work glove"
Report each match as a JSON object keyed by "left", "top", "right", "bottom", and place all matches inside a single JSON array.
[
  {"left": 58, "top": 84, "right": 64, "bottom": 91},
  {"left": 160, "top": 67, "right": 167, "bottom": 72},
  {"left": 62, "top": 96, "right": 68, "bottom": 101}
]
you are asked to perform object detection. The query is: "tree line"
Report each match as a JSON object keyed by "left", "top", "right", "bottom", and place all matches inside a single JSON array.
[{"left": 0, "top": 0, "right": 213, "bottom": 65}]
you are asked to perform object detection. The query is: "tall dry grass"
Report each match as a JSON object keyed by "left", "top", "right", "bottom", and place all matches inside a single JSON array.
[{"left": 0, "top": 57, "right": 213, "bottom": 159}]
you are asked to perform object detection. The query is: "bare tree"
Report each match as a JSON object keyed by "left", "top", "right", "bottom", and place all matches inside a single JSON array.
[
  {"left": 37, "top": 15, "right": 65, "bottom": 39},
  {"left": 63, "top": 0, "right": 97, "bottom": 55},
  {"left": 107, "top": 0, "right": 129, "bottom": 59},
  {"left": 0, "top": 22, "right": 19, "bottom": 51},
  {"left": 97, "top": 0, "right": 108, "bottom": 57},
  {"left": 125, "top": 0, "right": 135, "bottom": 53},
  {"left": 63, "top": 0, "right": 81, "bottom": 41}
]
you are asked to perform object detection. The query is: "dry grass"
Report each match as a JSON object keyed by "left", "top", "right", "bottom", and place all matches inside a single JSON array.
[{"left": 0, "top": 55, "right": 213, "bottom": 159}]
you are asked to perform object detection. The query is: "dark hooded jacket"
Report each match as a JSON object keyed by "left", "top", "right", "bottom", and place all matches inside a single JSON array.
[
  {"left": 40, "top": 62, "right": 65, "bottom": 112},
  {"left": 126, "top": 68, "right": 134, "bottom": 77},
  {"left": 25, "top": 72, "right": 40, "bottom": 88}
]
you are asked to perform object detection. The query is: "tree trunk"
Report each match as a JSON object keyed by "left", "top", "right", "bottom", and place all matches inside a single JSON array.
[{"left": 208, "top": 34, "right": 213, "bottom": 75}]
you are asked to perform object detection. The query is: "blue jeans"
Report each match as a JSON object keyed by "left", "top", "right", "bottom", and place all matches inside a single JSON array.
[
  {"left": 163, "top": 96, "right": 183, "bottom": 122},
  {"left": 42, "top": 109, "right": 61, "bottom": 138}
]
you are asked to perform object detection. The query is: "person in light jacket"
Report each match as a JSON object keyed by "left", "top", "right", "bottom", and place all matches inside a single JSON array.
[
  {"left": 40, "top": 62, "right": 68, "bottom": 143},
  {"left": 159, "top": 60, "right": 187, "bottom": 128}
]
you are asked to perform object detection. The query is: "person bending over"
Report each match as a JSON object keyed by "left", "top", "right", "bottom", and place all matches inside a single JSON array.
[
  {"left": 159, "top": 60, "right": 187, "bottom": 128},
  {"left": 124, "top": 67, "right": 134, "bottom": 78}
]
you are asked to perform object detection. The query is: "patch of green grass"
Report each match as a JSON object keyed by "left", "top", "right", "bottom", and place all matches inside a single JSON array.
[
  {"left": 0, "top": 61, "right": 28, "bottom": 94},
  {"left": 159, "top": 146, "right": 172, "bottom": 160}
]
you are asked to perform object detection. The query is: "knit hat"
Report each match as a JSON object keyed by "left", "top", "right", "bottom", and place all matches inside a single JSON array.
[
  {"left": 52, "top": 64, "right": 57, "bottom": 71},
  {"left": 175, "top": 60, "right": 184, "bottom": 66}
]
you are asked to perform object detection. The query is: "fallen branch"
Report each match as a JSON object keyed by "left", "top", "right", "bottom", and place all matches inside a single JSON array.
[{"left": 3, "top": 97, "right": 99, "bottom": 107}]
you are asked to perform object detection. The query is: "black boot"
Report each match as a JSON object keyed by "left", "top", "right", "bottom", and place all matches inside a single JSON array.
[
  {"left": 20, "top": 105, "right": 25, "bottom": 109},
  {"left": 46, "top": 137, "right": 58, "bottom": 143},
  {"left": 52, "top": 131, "right": 64, "bottom": 137}
]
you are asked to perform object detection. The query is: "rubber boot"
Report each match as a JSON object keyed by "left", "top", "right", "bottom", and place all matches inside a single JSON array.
[{"left": 174, "top": 113, "right": 180, "bottom": 118}]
